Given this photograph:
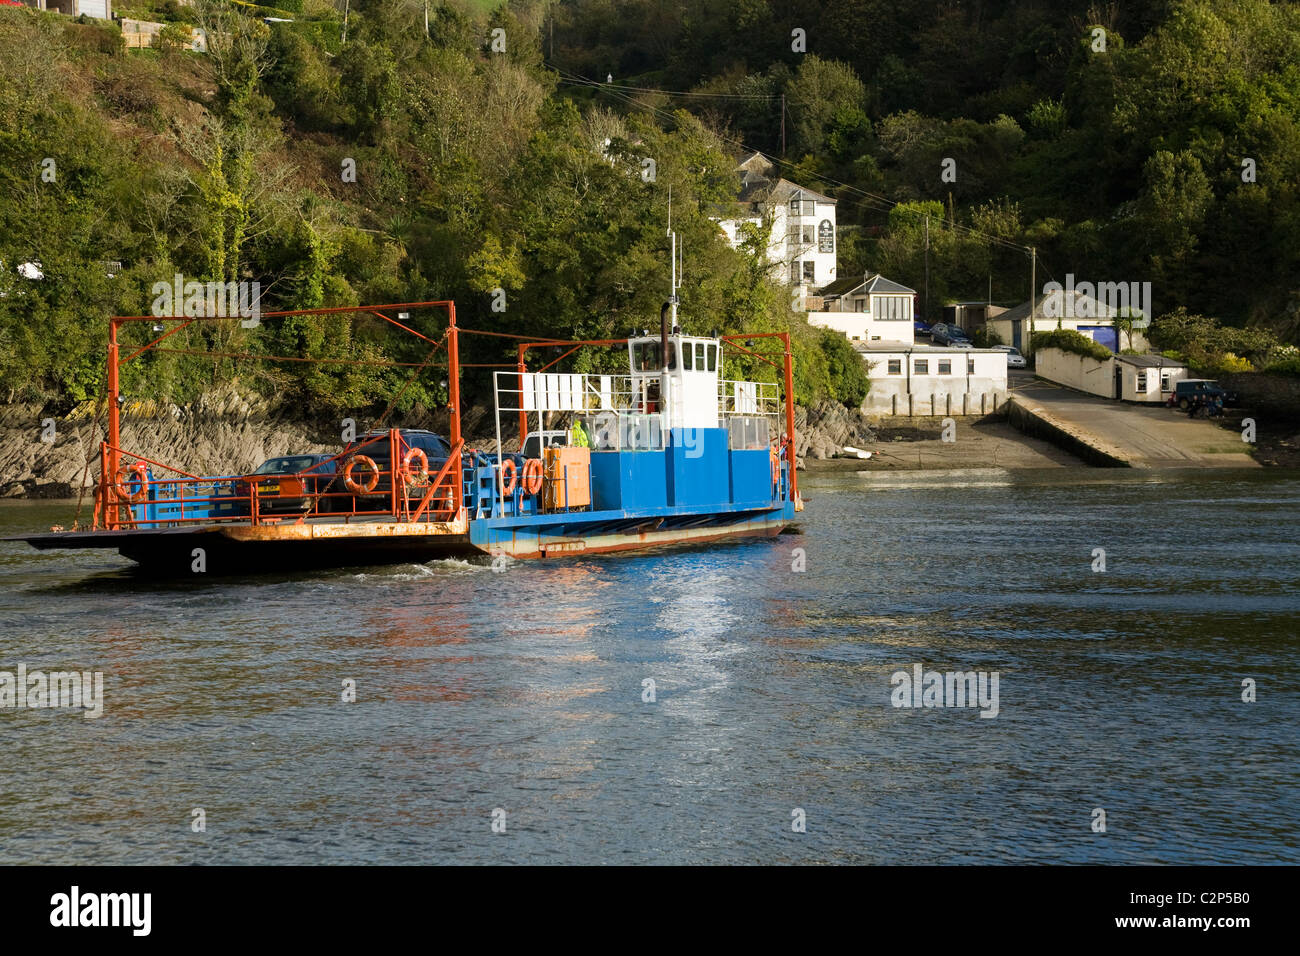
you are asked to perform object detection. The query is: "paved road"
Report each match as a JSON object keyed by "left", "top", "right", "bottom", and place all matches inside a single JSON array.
[{"left": 1007, "top": 370, "right": 1259, "bottom": 468}]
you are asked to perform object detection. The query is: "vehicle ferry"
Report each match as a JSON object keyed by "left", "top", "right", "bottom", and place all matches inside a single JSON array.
[{"left": 13, "top": 297, "right": 802, "bottom": 572}]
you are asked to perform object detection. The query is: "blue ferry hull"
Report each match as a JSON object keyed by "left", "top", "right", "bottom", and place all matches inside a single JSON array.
[{"left": 469, "top": 499, "right": 795, "bottom": 558}]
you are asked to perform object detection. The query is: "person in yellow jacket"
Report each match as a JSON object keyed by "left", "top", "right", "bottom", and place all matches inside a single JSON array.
[{"left": 571, "top": 419, "right": 590, "bottom": 447}]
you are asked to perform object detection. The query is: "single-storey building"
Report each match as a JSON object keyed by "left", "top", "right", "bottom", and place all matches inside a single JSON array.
[
  {"left": 943, "top": 301, "right": 1007, "bottom": 332},
  {"left": 1034, "top": 349, "right": 1190, "bottom": 403},
  {"left": 813, "top": 274, "right": 918, "bottom": 344},
  {"left": 857, "top": 342, "right": 1008, "bottom": 416},
  {"left": 975, "top": 291, "right": 1150, "bottom": 353}
]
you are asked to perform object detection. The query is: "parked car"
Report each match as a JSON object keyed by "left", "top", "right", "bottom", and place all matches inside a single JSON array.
[
  {"left": 914, "top": 319, "right": 932, "bottom": 338},
  {"left": 333, "top": 429, "right": 453, "bottom": 505},
  {"left": 995, "top": 345, "right": 1027, "bottom": 368},
  {"left": 929, "top": 323, "right": 973, "bottom": 347},
  {"left": 237, "top": 454, "right": 338, "bottom": 514},
  {"left": 1171, "top": 379, "right": 1238, "bottom": 410}
]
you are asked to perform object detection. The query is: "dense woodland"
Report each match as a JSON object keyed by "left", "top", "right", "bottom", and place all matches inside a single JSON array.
[{"left": 1, "top": 0, "right": 1298, "bottom": 415}]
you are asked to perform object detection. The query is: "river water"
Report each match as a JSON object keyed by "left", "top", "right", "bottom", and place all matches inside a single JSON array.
[{"left": 1, "top": 467, "right": 1297, "bottom": 864}]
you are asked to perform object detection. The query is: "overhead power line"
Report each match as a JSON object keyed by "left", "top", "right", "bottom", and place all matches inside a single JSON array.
[
  {"left": 556, "top": 76, "right": 782, "bottom": 101},
  {"left": 547, "top": 63, "right": 1035, "bottom": 260}
]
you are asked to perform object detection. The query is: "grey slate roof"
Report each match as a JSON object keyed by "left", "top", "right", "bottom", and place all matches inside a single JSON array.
[
  {"left": 998, "top": 291, "right": 1142, "bottom": 324},
  {"left": 818, "top": 274, "right": 916, "bottom": 299},
  {"left": 733, "top": 151, "right": 836, "bottom": 205}
]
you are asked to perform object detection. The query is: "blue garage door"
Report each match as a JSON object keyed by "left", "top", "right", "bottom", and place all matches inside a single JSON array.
[{"left": 1077, "top": 326, "right": 1118, "bottom": 352}]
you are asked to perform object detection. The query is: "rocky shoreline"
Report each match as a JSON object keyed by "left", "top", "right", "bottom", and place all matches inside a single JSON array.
[{"left": 0, "top": 388, "right": 1060, "bottom": 500}]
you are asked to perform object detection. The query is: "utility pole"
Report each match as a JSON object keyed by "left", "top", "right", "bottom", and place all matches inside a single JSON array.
[
  {"left": 1029, "top": 246, "right": 1037, "bottom": 351},
  {"left": 924, "top": 216, "right": 930, "bottom": 322}
]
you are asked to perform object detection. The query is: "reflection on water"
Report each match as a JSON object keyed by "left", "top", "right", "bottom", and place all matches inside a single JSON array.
[{"left": 0, "top": 468, "right": 1297, "bottom": 864}]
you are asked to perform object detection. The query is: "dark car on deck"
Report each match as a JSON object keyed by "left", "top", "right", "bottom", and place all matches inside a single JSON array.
[
  {"left": 237, "top": 454, "right": 339, "bottom": 515},
  {"left": 332, "top": 429, "right": 453, "bottom": 507}
]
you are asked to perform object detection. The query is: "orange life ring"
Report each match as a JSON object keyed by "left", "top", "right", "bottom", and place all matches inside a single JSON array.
[
  {"left": 344, "top": 455, "right": 380, "bottom": 494},
  {"left": 402, "top": 447, "right": 430, "bottom": 485},
  {"left": 114, "top": 462, "right": 149, "bottom": 504},
  {"left": 498, "top": 458, "right": 517, "bottom": 496},
  {"left": 521, "top": 458, "right": 544, "bottom": 495}
]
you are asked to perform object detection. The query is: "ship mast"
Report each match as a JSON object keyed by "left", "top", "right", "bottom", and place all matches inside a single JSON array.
[{"left": 667, "top": 188, "right": 679, "bottom": 328}]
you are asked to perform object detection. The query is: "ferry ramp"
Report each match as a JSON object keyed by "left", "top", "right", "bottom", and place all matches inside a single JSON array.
[{"left": 1005, "top": 374, "right": 1260, "bottom": 469}]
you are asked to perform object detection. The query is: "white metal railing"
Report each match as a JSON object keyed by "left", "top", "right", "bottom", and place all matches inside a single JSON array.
[
  {"left": 492, "top": 371, "right": 783, "bottom": 458},
  {"left": 493, "top": 371, "right": 666, "bottom": 455},
  {"left": 717, "top": 379, "right": 781, "bottom": 417}
]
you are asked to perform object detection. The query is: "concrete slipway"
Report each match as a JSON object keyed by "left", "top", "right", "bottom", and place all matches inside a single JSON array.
[{"left": 1005, "top": 374, "right": 1260, "bottom": 469}]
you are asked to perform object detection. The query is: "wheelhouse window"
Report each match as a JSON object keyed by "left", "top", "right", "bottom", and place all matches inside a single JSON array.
[
  {"left": 683, "top": 342, "right": 693, "bottom": 370},
  {"left": 694, "top": 342, "right": 705, "bottom": 369},
  {"left": 632, "top": 341, "right": 676, "bottom": 371},
  {"left": 707, "top": 344, "right": 717, "bottom": 371}
]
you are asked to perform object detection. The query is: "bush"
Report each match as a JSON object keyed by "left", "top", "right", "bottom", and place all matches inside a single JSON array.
[
  {"left": 1150, "top": 308, "right": 1278, "bottom": 364},
  {"left": 817, "top": 327, "right": 870, "bottom": 407},
  {"left": 1263, "top": 356, "right": 1300, "bottom": 377},
  {"left": 1032, "top": 328, "right": 1111, "bottom": 361}
]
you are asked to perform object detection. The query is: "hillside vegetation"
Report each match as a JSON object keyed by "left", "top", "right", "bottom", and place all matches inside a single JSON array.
[{"left": 2, "top": 0, "right": 1298, "bottom": 415}]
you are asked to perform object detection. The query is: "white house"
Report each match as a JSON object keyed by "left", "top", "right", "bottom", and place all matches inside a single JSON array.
[
  {"left": 1034, "top": 349, "right": 1189, "bottom": 403},
  {"left": 21, "top": 0, "right": 111, "bottom": 18},
  {"left": 714, "top": 152, "right": 837, "bottom": 310},
  {"left": 857, "top": 343, "right": 1008, "bottom": 416},
  {"left": 982, "top": 290, "right": 1149, "bottom": 353},
  {"left": 813, "top": 274, "right": 917, "bottom": 345}
]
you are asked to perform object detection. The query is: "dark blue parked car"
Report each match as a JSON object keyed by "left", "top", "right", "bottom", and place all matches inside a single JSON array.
[{"left": 929, "top": 323, "right": 973, "bottom": 347}]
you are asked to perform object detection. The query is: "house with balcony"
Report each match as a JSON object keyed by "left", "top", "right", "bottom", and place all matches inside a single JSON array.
[
  {"left": 714, "top": 152, "right": 837, "bottom": 310},
  {"left": 810, "top": 273, "right": 1008, "bottom": 415},
  {"left": 812, "top": 273, "right": 918, "bottom": 345}
]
